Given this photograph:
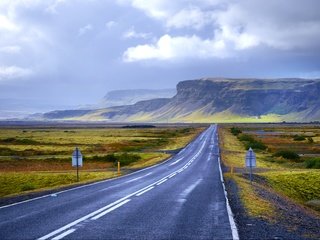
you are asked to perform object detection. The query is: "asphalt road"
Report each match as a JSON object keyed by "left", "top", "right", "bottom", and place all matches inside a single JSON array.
[{"left": 0, "top": 124, "right": 238, "bottom": 240}]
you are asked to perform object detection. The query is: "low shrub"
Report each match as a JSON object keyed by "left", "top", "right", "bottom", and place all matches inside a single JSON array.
[
  {"left": 293, "top": 135, "right": 306, "bottom": 141},
  {"left": 273, "top": 150, "right": 300, "bottom": 161},
  {"left": 0, "top": 138, "right": 40, "bottom": 144},
  {"left": 238, "top": 134, "right": 255, "bottom": 142},
  {"left": 245, "top": 141, "right": 267, "bottom": 151},
  {"left": 307, "top": 137, "right": 314, "bottom": 144},
  {"left": 238, "top": 134, "right": 267, "bottom": 150},
  {"left": 118, "top": 153, "right": 141, "bottom": 166},
  {"left": 0, "top": 147, "right": 16, "bottom": 156},
  {"left": 84, "top": 153, "right": 141, "bottom": 166},
  {"left": 304, "top": 158, "right": 320, "bottom": 169},
  {"left": 230, "top": 127, "right": 242, "bottom": 136}
]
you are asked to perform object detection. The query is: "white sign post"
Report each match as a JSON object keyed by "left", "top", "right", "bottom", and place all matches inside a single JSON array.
[
  {"left": 245, "top": 147, "right": 256, "bottom": 184},
  {"left": 72, "top": 147, "right": 83, "bottom": 182}
]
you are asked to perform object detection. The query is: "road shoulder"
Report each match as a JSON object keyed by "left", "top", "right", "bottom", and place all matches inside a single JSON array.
[{"left": 224, "top": 174, "right": 320, "bottom": 239}]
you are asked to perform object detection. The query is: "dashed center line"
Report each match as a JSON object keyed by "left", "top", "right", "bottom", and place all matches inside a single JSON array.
[
  {"left": 169, "top": 173, "right": 177, "bottom": 178},
  {"left": 37, "top": 126, "right": 214, "bottom": 240},
  {"left": 136, "top": 186, "right": 154, "bottom": 196},
  {"left": 169, "top": 157, "right": 183, "bottom": 166},
  {"left": 91, "top": 199, "right": 131, "bottom": 220},
  {"left": 52, "top": 229, "right": 76, "bottom": 240},
  {"left": 156, "top": 179, "right": 168, "bottom": 185}
]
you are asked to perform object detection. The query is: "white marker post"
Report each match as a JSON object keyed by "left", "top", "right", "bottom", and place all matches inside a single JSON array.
[
  {"left": 245, "top": 147, "right": 256, "bottom": 184},
  {"left": 72, "top": 147, "right": 83, "bottom": 182}
]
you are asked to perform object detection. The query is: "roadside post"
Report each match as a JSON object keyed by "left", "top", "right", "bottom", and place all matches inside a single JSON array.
[
  {"left": 245, "top": 147, "right": 256, "bottom": 184},
  {"left": 117, "top": 161, "right": 121, "bottom": 176},
  {"left": 72, "top": 147, "right": 83, "bottom": 182}
]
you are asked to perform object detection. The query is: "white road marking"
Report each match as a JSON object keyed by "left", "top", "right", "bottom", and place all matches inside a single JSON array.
[
  {"left": 217, "top": 152, "right": 239, "bottom": 240},
  {"left": 136, "top": 186, "right": 154, "bottom": 196},
  {"left": 169, "top": 157, "right": 183, "bottom": 166},
  {"left": 91, "top": 199, "right": 131, "bottom": 220},
  {"left": 51, "top": 229, "right": 76, "bottom": 240},
  {"left": 0, "top": 150, "right": 174, "bottom": 209},
  {"left": 181, "top": 179, "right": 202, "bottom": 198},
  {"left": 37, "top": 128, "right": 211, "bottom": 240},
  {"left": 156, "top": 179, "right": 168, "bottom": 185},
  {"left": 169, "top": 173, "right": 177, "bottom": 178},
  {"left": 125, "top": 176, "right": 144, "bottom": 183},
  {"left": 167, "top": 172, "right": 177, "bottom": 178},
  {"left": 37, "top": 197, "right": 130, "bottom": 240}
]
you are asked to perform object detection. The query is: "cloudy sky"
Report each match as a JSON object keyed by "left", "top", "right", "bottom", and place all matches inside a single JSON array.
[{"left": 1, "top": 0, "right": 320, "bottom": 114}]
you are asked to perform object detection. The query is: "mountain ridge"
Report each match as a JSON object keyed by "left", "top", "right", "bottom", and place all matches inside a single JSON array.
[{"left": 41, "top": 78, "right": 320, "bottom": 122}]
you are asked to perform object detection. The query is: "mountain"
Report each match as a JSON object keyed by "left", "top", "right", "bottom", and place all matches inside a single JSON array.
[
  {"left": 0, "top": 98, "right": 76, "bottom": 120},
  {"left": 98, "top": 89, "right": 176, "bottom": 107},
  {"left": 41, "top": 78, "right": 320, "bottom": 122}
]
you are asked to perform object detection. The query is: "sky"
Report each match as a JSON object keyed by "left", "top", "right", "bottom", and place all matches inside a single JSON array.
[{"left": 0, "top": 0, "right": 320, "bottom": 115}]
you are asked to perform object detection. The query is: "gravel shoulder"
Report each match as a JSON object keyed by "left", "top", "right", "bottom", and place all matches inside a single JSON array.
[{"left": 225, "top": 174, "right": 320, "bottom": 240}]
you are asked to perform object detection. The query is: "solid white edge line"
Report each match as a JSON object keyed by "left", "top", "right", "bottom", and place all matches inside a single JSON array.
[
  {"left": 51, "top": 229, "right": 76, "bottom": 240},
  {"left": 91, "top": 199, "right": 131, "bottom": 220},
  {"left": 135, "top": 186, "right": 154, "bottom": 196},
  {"left": 217, "top": 151, "right": 239, "bottom": 238}
]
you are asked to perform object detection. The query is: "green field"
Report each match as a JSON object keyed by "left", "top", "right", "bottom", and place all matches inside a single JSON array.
[
  {"left": 0, "top": 125, "right": 205, "bottom": 197},
  {"left": 219, "top": 123, "right": 320, "bottom": 216}
]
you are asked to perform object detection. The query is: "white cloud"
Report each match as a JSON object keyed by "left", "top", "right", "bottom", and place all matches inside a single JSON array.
[
  {"left": 45, "top": 0, "right": 66, "bottom": 14},
  {"left": 78, "top": 24, "right": 93, "bottom": 36},
  {"left": 215, "top": 26, "right": 259, "bottom": 50},
  {"left": 0, "top": 15, "right": 20, "bottom": 32},
  {"left": 117, "top": 0, "right": 173, "bottom": 19},
  {"left": 106, "top": 21, "right": 117, "bottom": 29},
  {"left": 123, "top": 26, "right": 151, "bottom": 39},
  {"left": 123, "top": 34, "right": 227, "bottom": 62},
  {"left": 0, "top": 66, "right": 32, "bottom": 81},
  {"left": 166, "top": 7, "right": 214, "bottom": 30},
  {"left": 120, "top": 0, "right": 320, "bottom": 62},
  {"left": 0, "top": 45, "right": 21, "bottom": 54}
]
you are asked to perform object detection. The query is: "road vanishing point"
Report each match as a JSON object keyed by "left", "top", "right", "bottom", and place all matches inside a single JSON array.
[{"left": 0, "top": 125, "right": 238, "bottom": 240}]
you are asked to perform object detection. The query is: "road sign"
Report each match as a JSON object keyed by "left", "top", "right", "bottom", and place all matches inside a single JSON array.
[
  {"left": 245, "top": 147, "right": 256, "bottom": 184},
  {"left": 245, "top": 147, "right": 256, "bottom": 168},
  {"left": 72, "top": 147, "right": 83, "bottom": 167},
  {"left": 72, "top": 147, "right": 83, "bottom": 182}
]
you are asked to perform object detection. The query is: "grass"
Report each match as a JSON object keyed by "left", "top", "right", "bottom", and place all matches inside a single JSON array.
[
  {"left": 224, "top": 173, "right": 275, "bottom": 219},
  {"left": 0, "top": 171, "right": 117, "bottom": 197},
  {"left": 260, "top": 171, "right": 320, "bottom": 211},
  {"left": 0, "top": 125, "right": 203, "bottom": 197},
  {"left": 218, "top": 127, "right": 279, "bottom": 169},
  {"left": 219, "top": 123, "right": 320, "bottom": 218}
]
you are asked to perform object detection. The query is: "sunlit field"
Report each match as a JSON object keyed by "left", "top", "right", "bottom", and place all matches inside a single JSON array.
[
  {"left": 219, "top": 123, "right": 320, "bottom": 215},
  {"left": 0, "top": 125, "right": 205, "bottom": 197}
]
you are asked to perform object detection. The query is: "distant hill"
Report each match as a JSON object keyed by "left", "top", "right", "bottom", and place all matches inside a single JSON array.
[
  {"left": 99, "top": 89, "right": 176, "bottom": 107},
  {"left": 41, "top": 78, "right": 320, "bottom": 122}
]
